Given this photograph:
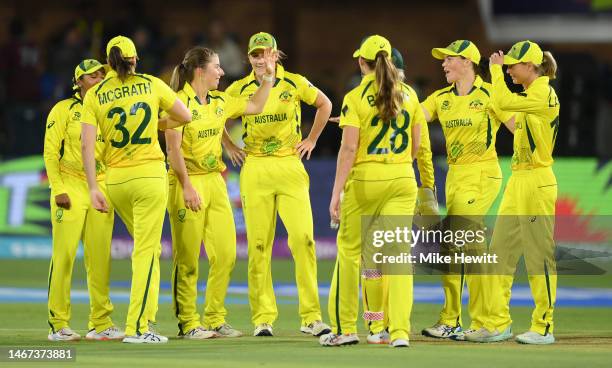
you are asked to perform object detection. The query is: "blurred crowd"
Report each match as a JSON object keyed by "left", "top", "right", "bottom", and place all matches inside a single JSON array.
[{"left": 1, "top": 13, "right": 611, "bottom": 161}]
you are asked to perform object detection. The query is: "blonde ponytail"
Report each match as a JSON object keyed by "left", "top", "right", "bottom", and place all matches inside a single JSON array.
[
  {"left": 371, "top": 52, "right": 403, "bottom": 122},
  {"left": 538, "top": 51, "right": 557, "bottom": 80}
]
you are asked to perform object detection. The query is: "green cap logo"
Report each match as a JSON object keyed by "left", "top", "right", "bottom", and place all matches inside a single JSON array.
[{"left": 248, "top": 32, "right": 277, "bottom": 54}]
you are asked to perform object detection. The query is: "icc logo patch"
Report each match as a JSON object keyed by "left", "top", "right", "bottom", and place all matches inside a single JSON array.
[
  {"left": 216, "top": 107, "right": 223, "bottom": 117},
  {"left": 441, "top": 100, "right": 451, "bottom": 111},
  {"left": 72, "top": 111, "right": 81, "bottom": 121},
  {"left": 178, "top": 209, "right": 186, "bottom": 222},
  {"left": 192, "top": 110, "right": 200, "bottom": 121}
]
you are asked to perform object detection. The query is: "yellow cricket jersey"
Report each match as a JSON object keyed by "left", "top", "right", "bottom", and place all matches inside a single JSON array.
[
  {"left": 490, "top": 65, "right": 560, "bottom": 170},
  {"left": 339, "top": 73, "right": 423, "bottom": 179},
  {"left": 166, "top": 82, "right": 246, "bottom": 175},
  {"left": 44, "top": 93, "right": 106, "bottom": 194},
  {"left": 225, "top": 64, "right": 318, "bottom": 157},
  {"left": 422, "top": 75, "right": 513, "bottom": 165},
  {"left": 81, "top": 70, "right": 177, "bottom": 168},
  {"left": 402, "top": 82, "right": 435, "bottom": 189}
]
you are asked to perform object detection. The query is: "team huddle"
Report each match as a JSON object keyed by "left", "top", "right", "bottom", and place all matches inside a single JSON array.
[{"left": 43, "top": 31, "right": 560, "bottom": 347}]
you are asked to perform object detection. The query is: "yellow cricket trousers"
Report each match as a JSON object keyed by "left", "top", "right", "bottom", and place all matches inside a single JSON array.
[
  {"left": 47, "top": 174, "right": 115, "bottom": 333},
  {"left": 240, "top": 155, "right": 322, "bottom": 327},
  {"left": 329, "top": 163, "right": 417, "bottom": 341},
  {"left": 485, "top": 167, "right": 557, "bottom": 335},
  {"left": 105, "top": 161, "right": 168, "bottom": 336},
  {"left": 168, "top": 172, "right": 236, "bottom": 333},
  {"left": 438, "top": 161, "right": 502, "bottom": 330}
]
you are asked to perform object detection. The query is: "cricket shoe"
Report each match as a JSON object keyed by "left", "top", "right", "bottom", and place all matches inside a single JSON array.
[
  {"left": 85, "top": 326, "right": 125, "bottom": 341},
  {"left": 253, "top": 323, "right": 273, "bottom": 337},
  {"left": 515, "top": 331, "right": 555, "bottom": 345},
  {"left": 48, "top": 327, "right": 81, "bottom": 341},
  {"left": 421, "top": 323, "right": 462, "bottom": 339},
  {"left": 319, "top": 333, "right": 360, "bottom": 346},
  {"left": 366, "top": 330, "right": 390, "bottom": 344},
  {"left": 389, "top": 338, "right": 410, "bottom": 348},
  {"left": 180, "top": 326, "right": 219, "bottom": 340},
  {"left": 210, "top": 323, "right": 243, "bottom": 338},
  {"left": 300, "top": 321, "right": 332, "bottom": 337},
  {"left": 465, "top": 326, "right": 512, "bottom": 343},
  {"left": 122, "top": 332, "right": 168, "bottom": 344},
  {"left": 451, "top": 328, "right": 476, "bottom": 341}
]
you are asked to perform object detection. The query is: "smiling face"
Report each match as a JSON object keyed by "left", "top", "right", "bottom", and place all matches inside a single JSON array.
[
  {"left": 441, "top": 55, "right": 472, "bottom": 84},
  {"left": 248, "top": 49, "right": 278, "bottom": 78},
  {"left": 198, "top": 53, "right": 224, "bottom": 91},
  {"left": 506, "top": 62, "right": 534, "bottom": 85},
  {"left": 78, "top": 69, "right": 106, "bottom": 94}
]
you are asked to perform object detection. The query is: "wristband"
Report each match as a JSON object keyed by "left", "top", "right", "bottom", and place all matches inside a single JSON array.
[{"left": 262, "top": 74, "right": 275, "bottom": 82}]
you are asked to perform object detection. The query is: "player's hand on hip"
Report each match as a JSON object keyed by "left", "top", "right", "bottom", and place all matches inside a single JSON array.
[
  {"left": 224, "top": 141, "right": 246, "bottom": 167},
  {"left": 183, "top": 184, "right": 202, "bottom": 212},
  {"left": 90, "top": 189, "right": 109, "bottom": 213},
  {"left": 55, "top": 193, "right": 72, "bottom": 210},
  {"left": 296, "top": 137, "right": 316, "bottom": 160}
]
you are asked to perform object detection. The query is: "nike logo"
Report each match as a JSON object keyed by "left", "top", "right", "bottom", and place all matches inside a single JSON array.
[{"left": 47, "top": 121, "right": 55, "bottom": 129}]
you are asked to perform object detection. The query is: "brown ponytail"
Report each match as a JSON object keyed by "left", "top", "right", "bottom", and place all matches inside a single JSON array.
[
  {"left": 367, "top": 52, "right": 403, "bottom": 122},
  {"left": 537, "top": 51, "right": 557, "bottom": 80},
  {"left": 170, "top": 46, "right": 217, "bottom": 92},
  {"left": 108, "top": 47, "right": 135, "bottom": 81}
]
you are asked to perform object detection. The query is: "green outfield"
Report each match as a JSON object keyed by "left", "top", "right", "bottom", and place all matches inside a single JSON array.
[{"left": 0, "top": 259, "right": 611, "bottom": 368}]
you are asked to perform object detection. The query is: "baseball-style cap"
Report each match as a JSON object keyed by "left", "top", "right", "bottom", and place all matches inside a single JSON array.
[
  {"left": 74, "top": 59, "right": 107, "bottom": 81},
  {"left": 432, "top": 40, "right": 481, "bottom": 64},
  {"left": 391, "top": 48, "right": 404, "bottom": 70},
  {"left": 248, "top": 32, "right": 277, "bottom": 54},
  {"left": 106, "top": 35, "right": 138, "bottom": 58},
  {"left": 503, "top": 40, "right": 543, "bottom": 65},
  {"left": 353, "top": 35, "right": 391, "bottom": 61}
]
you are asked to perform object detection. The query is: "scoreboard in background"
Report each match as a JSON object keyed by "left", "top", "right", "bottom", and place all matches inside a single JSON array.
[{"left": 0, "top": 156, "right": 610, "bottom": 259}]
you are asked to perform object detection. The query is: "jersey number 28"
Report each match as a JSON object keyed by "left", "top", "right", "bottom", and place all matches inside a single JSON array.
[{"left": 367, "top": 110, "right": 410, "bottom": 155}]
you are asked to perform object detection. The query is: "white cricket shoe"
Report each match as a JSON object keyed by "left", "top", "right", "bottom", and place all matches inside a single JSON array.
[
  {"left": 85, "top": 326, "right": 125, "bottom": 341},
  {"left": 451, "top": 328, "right": 476, "bottom": 341},
  {"left": 254, "top": 323, "right": 273, "bottom": 337},
  {"left": 465, "top": 326, "right": 513, "bottom": 343},
  {"left": 515, "top": 331, "right": 555, "bottom": 345},
  {"left": 422, "top": 323, "right": 462, "bottom": 339},
  {"left": 319, "top": 333, "right": 360, "bottom": 346},
  {"left": 210, "top": 323, "right": 243, "bottom": 338},
  {"left": 366, "top": 330, "right": 390, "bottom": 344},
  {"left": 122, "top": 332, "right": 168, "bottom": 344},
  {"left": 181, "top": 326, "right": 219, "bottom": 340},
  {"left": 389, "top": 338, "right": 410, "bottom": 348},
  {"left": 48, "top": 327, "right": 81, "bottom": 341},
  {"left": 300, "top": 320, "right": 332, "bottom": 337}
]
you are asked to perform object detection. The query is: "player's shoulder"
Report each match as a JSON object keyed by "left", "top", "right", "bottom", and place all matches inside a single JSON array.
[
  {"left": 477, "top": 81, "right": 493, "bottom": 97},
  {"left": 432, "top": 85, "right": 454, "bottom": 98},
  {"left": 226, "top": 75, "right": 253, "bottom": 96},
  {"left": 52, "top": 97, "right": 79, "bottom": 113},
  {"left": 133, "top": 72, "right": 156, "bottom": 83},
  {"left": 281, "top": 70, "right": 308, "bottom": 87}
]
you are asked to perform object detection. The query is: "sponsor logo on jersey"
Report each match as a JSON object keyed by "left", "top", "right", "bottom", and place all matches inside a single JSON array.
[
  {"left": 202, "top": 153, "right": 218, "bottom": 170},
  {"left": 261, "top": 136, "right": 282, "bottom": 155},
  {"left": 55, "top": 208, "right": 64, "bottom": 223},
  {"left": 47, "top": 121, "right": 55, "bottom": 129},
  {"left": 178, "top": 209, "right": 186, "bottom": 222}
]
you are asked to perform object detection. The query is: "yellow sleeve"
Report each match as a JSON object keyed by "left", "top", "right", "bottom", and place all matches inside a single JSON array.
[
  {"left": 421, "top": 92, "right": 438, "bottom": 121},
  {"left": 43, "top": 103, "right": 68, "bottom": 194},
  {"left": 490, "top": 64, "right": 546, "bottom": 113},
  {"left": 81, "top": 89, "right": 98, "bottom": 127},
  {"left": 338, "top": 94, "right": 360, "bottom": 129},
  {"left": 296, "top": 75, "right": 319, "bottom": 106},
  {"left": 225, "top": 81, "right": 240, "bottom": 97},
  {"left": 490, "top": 102, "right": 514, "bottom": 126},
  {"left": 412, "top": 93, "right": 435, "bottom": 189},
  {"left": 155, "top": 77, "right": 178, "bottom": 111},
  {"left": 225, "top": 93, "right": 248, "bottom": 119}
]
